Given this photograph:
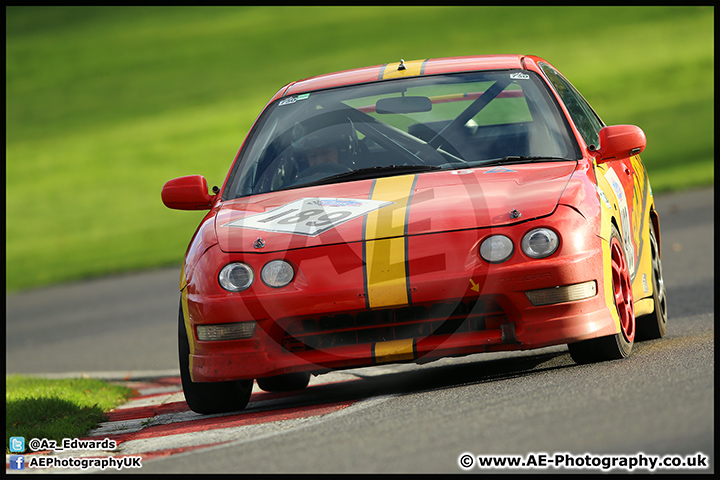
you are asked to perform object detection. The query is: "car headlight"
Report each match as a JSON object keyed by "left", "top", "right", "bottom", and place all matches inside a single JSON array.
[
  {"left": 218, "top": 263, "right": 254, "bottom": 292},
  {"left": 522, "top": 228, "right": 559, "bottom": 259},
  {"left": 261, "top": 260, "right": 295, "bottom": 288},
  {"left": 480, "top": 235, "right": 514, "bottom": 263}
]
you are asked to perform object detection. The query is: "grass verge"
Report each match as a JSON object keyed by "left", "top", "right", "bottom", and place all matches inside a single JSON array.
[{"left": 5, "top": 375, "right": 134, "bottom": 453}]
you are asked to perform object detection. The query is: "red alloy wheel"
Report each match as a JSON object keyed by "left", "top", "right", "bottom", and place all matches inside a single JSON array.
[{"left": 610, "top": 236, "right": 635, "bottom": 343}]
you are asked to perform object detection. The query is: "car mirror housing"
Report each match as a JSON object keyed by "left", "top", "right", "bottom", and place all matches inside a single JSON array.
[
  {"left": 161, "top": 175, "right": 214, "bottom": 210},
  {"left": 594, "top": 125, "right": 646, "bottom": 163}
]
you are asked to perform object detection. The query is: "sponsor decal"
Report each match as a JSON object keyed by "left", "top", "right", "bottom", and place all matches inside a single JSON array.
[
  {"left": 510, "top": 72, "right": 530, "bottom": 80},
  {"left": 313, "top": 199, "right": 363, "bottom": 207},
  {"left": 484, "top": 166, "right": 516, "bottom": 174},
  {"left": 604, "top": 168, "right": 635, "bottom": 276},
  {"left": 596, "top": 185, "right": 612, "bottom": 209},
  {"left": 278, "top": 93, "right": 310, "bottom": 106}
]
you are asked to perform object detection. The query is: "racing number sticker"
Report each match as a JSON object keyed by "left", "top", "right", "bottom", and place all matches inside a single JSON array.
[
  {"left": 223, "top": 198, "right": 394, "bottom": 236},
  {"left": 604, "top": 168, "right": 635, "bottom": 276}
]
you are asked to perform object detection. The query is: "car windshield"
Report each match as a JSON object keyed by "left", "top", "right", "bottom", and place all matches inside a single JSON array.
[{"left": 224, "top": 70, "right": 579, "bottom": 199}]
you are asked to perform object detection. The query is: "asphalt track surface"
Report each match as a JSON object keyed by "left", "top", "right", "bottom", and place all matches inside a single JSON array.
[{"left": 6, "top": 187, "right": 714, "bottom": 474}]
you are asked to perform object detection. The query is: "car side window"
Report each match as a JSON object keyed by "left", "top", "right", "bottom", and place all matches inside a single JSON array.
[{"left": 539, "top": 63, "right": 604, "bottom": 148}]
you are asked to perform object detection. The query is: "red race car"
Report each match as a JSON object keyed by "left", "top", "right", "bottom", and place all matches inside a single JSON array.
[{"left": 162, "top": 55, "right": 667, "bottom": 414}]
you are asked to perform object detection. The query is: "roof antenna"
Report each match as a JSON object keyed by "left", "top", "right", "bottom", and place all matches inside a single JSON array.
[{"left": 398, "top": 59, "right": 407, "bottom": 71}]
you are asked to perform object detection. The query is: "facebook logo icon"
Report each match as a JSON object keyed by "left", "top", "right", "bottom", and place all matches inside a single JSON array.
[{"left": 10, "top": 455, "right": 25, "bottom": 470}]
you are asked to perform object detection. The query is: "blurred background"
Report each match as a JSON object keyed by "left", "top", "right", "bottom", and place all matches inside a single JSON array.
[{"left": 6, "top": 6, "right": 714, "bottom": 292}]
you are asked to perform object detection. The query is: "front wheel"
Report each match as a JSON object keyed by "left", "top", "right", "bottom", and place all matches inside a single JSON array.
[
  {"left": 568, "top": 225, "right": 635, "bottom": 364},
  {"left": 178, "top": 303, "right": 253, "bottom": 414}
]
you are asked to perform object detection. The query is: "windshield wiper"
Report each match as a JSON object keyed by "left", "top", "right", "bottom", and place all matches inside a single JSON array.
[
  {"left": 480, "top": 155, "right": 575, "bottom": 167},
  {"left": 298, "top": 164, "right": 442, "bottom": 187}
]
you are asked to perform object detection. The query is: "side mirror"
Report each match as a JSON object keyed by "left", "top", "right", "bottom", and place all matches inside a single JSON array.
[
  {"left": 594, "top": 125, "right": 646, "bottom": 163},
  {"left": 161, "top": 175, "right": 214, "bottom": 210}
]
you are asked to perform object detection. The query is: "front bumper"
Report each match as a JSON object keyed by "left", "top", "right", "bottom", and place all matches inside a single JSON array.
[{"left": 183, "top": 205, "right": 616, "bottom": 382}]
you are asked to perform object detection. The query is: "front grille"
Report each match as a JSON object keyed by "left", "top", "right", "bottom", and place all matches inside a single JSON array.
[{"left": 281, "top": 297, "right": 507, "bottom": 352}]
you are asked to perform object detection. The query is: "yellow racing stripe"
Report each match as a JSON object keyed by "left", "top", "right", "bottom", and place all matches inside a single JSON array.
[
  {"left": 363, "top": 175, "right": 416, "bottom": 309},
  {"left": 380, "top": 59, "right": 427, "bottom": 79},
  {"left": 181, "top": 288, "right": 196, "bottom": 380},
  {"left": 373, "top": 338, "right": 415, "bottom": 364},
  {"left": 179, "top": 263, "right": 187, "bottom": 290},
  {"left": 594, "top": 164, "right": 622, "bottom": 334}
]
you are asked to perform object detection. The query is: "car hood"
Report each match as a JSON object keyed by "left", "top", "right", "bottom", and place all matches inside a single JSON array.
[{"left": 216, "top": 161, "right": 578, "bottom": 253}]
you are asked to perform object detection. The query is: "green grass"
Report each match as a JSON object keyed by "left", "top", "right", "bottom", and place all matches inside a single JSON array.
[
  {"left": 6, "top": 6, "right": 714, "bottom": 292},
  {"left": 5, "top": 375, "right": 134, "bottom": 452}
]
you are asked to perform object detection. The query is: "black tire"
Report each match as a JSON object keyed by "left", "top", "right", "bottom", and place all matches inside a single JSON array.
[
  {"left": 178, "top": 303, "right": 253, "bottom": 414},
  {"left": 568, "top": 225, "right": 635, "bottom": 364},
  {"left": 257, "top": 372, "right": 311, "bottom": 392},
  {"left": 635, "top": 222, "right": 667, "bottom": 340}
]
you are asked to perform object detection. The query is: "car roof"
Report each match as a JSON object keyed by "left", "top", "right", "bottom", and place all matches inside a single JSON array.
[{"left": 280, "top": 54, "right": 530, "bottom": 98}]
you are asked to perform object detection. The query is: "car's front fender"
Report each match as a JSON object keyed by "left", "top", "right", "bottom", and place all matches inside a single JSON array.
[{"left": 180, "top": 213, "right": 219, "bottom": 291}]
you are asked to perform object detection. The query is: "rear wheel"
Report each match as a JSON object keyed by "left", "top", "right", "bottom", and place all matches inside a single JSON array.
[
  {"left": 635, "top": 223, "right": 667, "bottom": 340},
  {"left": 257, "top": 372, "right": 311, "bottom": 392},
  {"left": 568, "top": 225, "right": 635, "bottom": 364},
  {"left": 178, "top": 303, "right": 253, "bottom": 414}
]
